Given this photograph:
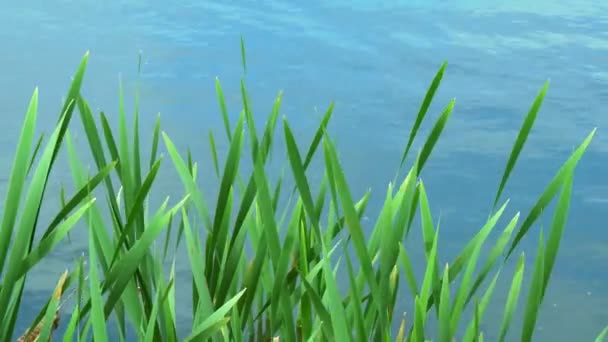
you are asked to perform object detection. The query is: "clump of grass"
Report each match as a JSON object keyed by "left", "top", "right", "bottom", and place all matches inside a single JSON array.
[{"left": 1, "top": 40, "right": 606, "bottom": 342}]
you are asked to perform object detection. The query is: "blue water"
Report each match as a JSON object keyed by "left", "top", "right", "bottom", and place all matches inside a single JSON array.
[{"left": 1, "top": 1, "right": 607, "bottom": 340}]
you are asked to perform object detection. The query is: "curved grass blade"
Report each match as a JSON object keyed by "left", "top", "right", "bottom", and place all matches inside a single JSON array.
[
  {"left": 184, "top": 288, "right": 247, "bottom": 342},
  {"left": 240, "top": 35, "right": 247, "bottom": 74},
  {"left": 449, "top": 221, "right": 489, "bottom": 337},
  {"left": 398, "top": 243, "right": 419, "bottom": 297},
  {"left": 41, "top": 159, "right": 116, "bottom": 240},
  {"left": 411, "top": 295, "right": 426, "bottom": 342},
  {"left": 0, "top": 112, "right": 77, "bottom": 335},
  {"left": 596, "top": 325, "right": 608, "bottom": 342},
  {"left": 447, "top": 199, "right": 508, "bottom": 277},
  {"left": 506, "top": 128, "right": 595, "bottom": 259},
  {"left": 493, "top": 80, "right": 549, "bottom": 209},
  {"left": 143, "top": 277, "right": 174, "bottom": 342},
  {"left": 101, "top": 197, "right": 188, "bottom": 317},
  {"left": 181, "top": 208, "right": 213, "bottom": 326},
  {"left": 463, "top": 270, "right": 501, "bottom": 341},
  {"left": 417, "top": 226, "right": 439, "bottom": 339},
  {"left": 19, "top": 197, "right": 96, "bottom": 278},
  {"left": 541, "top": 168, "right": 573, "bottom": 300},
  {"left": 302, "top": 102, "right": 334, "bottom": 171},
  {"left": 322, "top": 134, "right": 385, "bottom": 325},
  {"left": 320, "top": 247, "right": 349, "bottom": 342},
  {"left": 162, "top": 132, "right": 212, "bottom": 231},
  {"left": 417, "top": 98, "right": 455, "bottom": 175},
  {"left": 33, "top": 271, "right": 68, "bottom": 342},
  {"left": 149, "top": 113, "right": 161, "bottom": 169},
  {"left": 283, "top": 118, "right": 322, "bottom": 239},
  {"left": 269, "top": 203, "right": 299, "bottom": 341},
  {"left": 0, "top": 88, "right": 39, "bottom": 276},
  {"left": 400, "top": 61, "right": 447, "bottom": 169},
  {"left": 89, "top": 218, "right": 109, "bottom": 342},
  {"left": 437, "top": 264, "right": 451, "bottom": 342},
  {"left": 106, "top": 157, "right": 163, "bottom": 270},
  {"left": 498, "top": 252, "right": 525, "bottom": 342},
  {"left": 215, "top": 78, "right": 232, "bottom": 141},
  {"left": 27, "top": 134, "right": 45, "bottom": 175},
  {"left": 300, "top": 276, "right": 334, "bottom": 340},
  {"left": 209, "top": 130, "right": 220, "bottom": 177},
  {"left": 345, "top": 245, "right": 368, "bottom": 340},
  {"left": 521, "top": 231, "right": 545, "bottom": 342},
  {"left": 465, "top": 212, "right": 519, "bottom": 306}
]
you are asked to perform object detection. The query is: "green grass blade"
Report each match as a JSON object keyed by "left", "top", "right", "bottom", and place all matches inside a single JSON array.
[
  {"left": 208, "top": 130, "right": 220, "bottom": 178},
  {"left": 345, "top": 245, "right": 368, "bottom": 340},
  {"left": 595, "top": 325, "right": 608, "bottom": 342},
  {"left": 240, "top": 35, "right": 247, "bottom": 74},
  {"left": 302, "top": 102, "right": 334, "bottom": 171},
  {"left": 320, "top": 247, "right": 350, "bottom": 341},
  {"left": 506, "top": 128, "right": 595, "bottom": 258},
  {"left": 181, "top": 208, "right": 214, "bottom": 325},
  {"left": 418, "top": 226, "right": 440, "bottom": 338},
  {"left": 301, "top": 275, "right": 334, "bottom": 340},
  {"left": 185, "top": 288, "right": 247, "bottom": 342},
  {"left": 89, "top": 216, "right": 109, "bottom": 341},
  {"left": 149, "top": 113, "right": 161, "bottom": 169},
  {"left": 398, "top": 243, "right": 420, "bottom": 297},
  {"left": 417, "top": 98, "right": 455, "bottom": 174},
  {"left": 143, "top": 277, "right": 174, "bottom": 342},
  {"left": 437, "top": 264, "right": 451, "bottom": 342},
  {"left": 466, "top": 212, "right": 519, "bottom": 306},
  {"left": 215, "top": 78, "right": 232, "bottom": 141},
  {"left": 411, "top": 295, "right": 426, "bottom": 342},
  {"left": 498, "top": 252, "right": 525, "bottom": 342},
  {"left": 42, "top": 160, "right": 116, "bottom": 240},
  {"left": 19, "top": 198, "right": 95, "bottom": 278},
  {"left": 0, "top": 87, "right": 39, "bottom": 276},
  {"left": 322, "top": 134, "right": 385, "bottom": 324},
  {"left": 521, "top": 231, "right": 545, "bottom": 342},
  {"left": 541, "top": 168, "right": 574, "bottom": 300},
  {"left": 162, "top": 132, "right": 212, "bottom": 230},
  {"left": 27, "top": 133, "right": 44, "bottom": 176},
  {"left": 208, "top": 113, "right": 245, "bottom": 296},
  {"left": 493, "top": 81, "right": 549, "bottom": 209},
  {"left": 0, "top": 113, "right": 76, "bottom": 334},
  {"left": 36, "top": 272, "right": 67, "bottom": 342},
  {"left": 463, "top": 270, "right": 500, "bottom": 342},
  {"left": 400, "top": 61, "right": 447, "bottom": 169},
  {"left": 447, "top": 200, "right": 509, "bottom": 287},
  {"left": 283, "top": 118, "right": 322, "bottom": 239}
]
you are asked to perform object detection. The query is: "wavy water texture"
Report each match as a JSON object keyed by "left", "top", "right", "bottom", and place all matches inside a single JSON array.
[{"left": 0, "top": 1, "right": 606, "bottom": 340}]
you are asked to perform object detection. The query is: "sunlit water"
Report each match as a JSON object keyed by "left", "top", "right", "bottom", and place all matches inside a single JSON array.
[{"left": 0, "top": 1, "right": 606, "bottom": 340}]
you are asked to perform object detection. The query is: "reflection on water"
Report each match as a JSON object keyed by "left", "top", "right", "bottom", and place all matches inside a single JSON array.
[{"left": 0, "top": 1, "right": 606, "bottom": 340}]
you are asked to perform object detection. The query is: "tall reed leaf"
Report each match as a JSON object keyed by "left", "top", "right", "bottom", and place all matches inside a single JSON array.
[
  {"left": 493, "top": 81, "right": 549, "bottom": 209},
  {"left": 400, "top": 61, "right": 447, "bottom": 169},
  {"left": 506, "top": 128, "right": 595, "bottom": 258}
]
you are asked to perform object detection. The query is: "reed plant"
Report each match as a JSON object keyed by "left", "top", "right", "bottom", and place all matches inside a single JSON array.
[{"left": 3, "top": 40, "right": 607, "bottom": 341}]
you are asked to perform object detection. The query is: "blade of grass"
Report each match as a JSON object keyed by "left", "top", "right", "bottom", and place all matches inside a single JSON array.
[
  {"left": 498, "top": 252, "right": 525, "bottom": 342},
  {"left": 492, "top": 80, "right": 549, "bottom": 209},
  {"left": 437, "top": 264, "right": 451, "bottom": 342},
  {"left": 521, "top": 230, "right": 545, "bottom": 342},
  {"left": 595, "top": 325, "right": 608, "bottom": 342},
  {"left": 184, "top": 288, "right": 247, "bottom": 342},
  {"left": 399, "top": 61, "right": 447, "bottom": 169},
  {"left": 506, "top": 128, "right": 595, "bottom": 259},
  {"left": 541, "top": 167, "right": 574, "bottom": 300},
  {"left": 0, "top": 87, "right": 39, "bottom": 276},
  {"left": 89, "top": 216, "right": 109, "bottom": 341}
]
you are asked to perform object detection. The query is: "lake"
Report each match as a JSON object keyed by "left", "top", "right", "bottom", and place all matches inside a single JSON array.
[{"left": 0, "top": 1, "right": 606, "bottom": 340}]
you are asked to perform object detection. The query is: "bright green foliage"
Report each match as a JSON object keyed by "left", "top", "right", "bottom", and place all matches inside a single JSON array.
[{"left": 1, "top": 42, "right": 604, "bottom": 342}]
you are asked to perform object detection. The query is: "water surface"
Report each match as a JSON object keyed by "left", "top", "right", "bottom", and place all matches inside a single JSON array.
[{"left": 0, "top": 1, "right": 606, "bottom": 340}]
